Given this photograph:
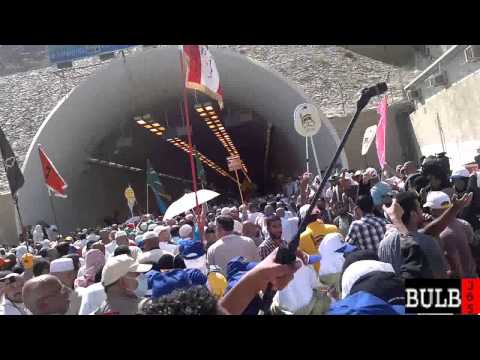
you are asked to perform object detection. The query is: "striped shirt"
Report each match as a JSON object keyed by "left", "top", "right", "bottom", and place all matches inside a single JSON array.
[
  {"left": 258, "top": 238, "right": 283, "bottom": 260},
  {"left": 346, "top": 214, "right": 387, "bottom": 252}
]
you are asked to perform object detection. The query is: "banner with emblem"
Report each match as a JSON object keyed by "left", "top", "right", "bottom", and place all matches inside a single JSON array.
[
  {"left": 361, "top": 124, "right": 378, "bottom": 156},
  {"left": 181, "top": 45, "right": 224, "bottom": 109},
  {"left": 0, "top": 126, "right": 24, "bottom": 199}
]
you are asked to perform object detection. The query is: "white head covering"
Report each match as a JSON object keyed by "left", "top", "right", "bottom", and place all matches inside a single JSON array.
[
  {"left": 15, "top": 245, "right": 28, "bottom": 262},
  {"left": 86, "top": 233, "right": 100, "bottom": 242},
  {"left": 318, "top": 233, "right": 346, "bottom": 276},
  {"left": 139, "top": 222, "right": 148, "bottom": 232},
  {"left": 179, "top": 224, "right": 193, "bottom": 239},
  {"left": 41, "top": 239, "right": 51, "bottom": 249},
  {"left": 114, "top": 231, "right": 127, "bottom": 240},
  {"left": 221, "top": 207, "right": 231, "bottom": 216},
  {"left": 33, "top": 225, "right": 44, "bottom": 244},
  {"left": 341, "top": 260, "right": 394, "bottom": 299},
  {"left": 50, "top": 258, "right": 75, "bottom": 273}
]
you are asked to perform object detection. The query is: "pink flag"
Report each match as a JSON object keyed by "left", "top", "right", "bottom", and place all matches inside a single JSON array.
[{"left": 375, "top": 96, "right": 388, "bottom": 169}]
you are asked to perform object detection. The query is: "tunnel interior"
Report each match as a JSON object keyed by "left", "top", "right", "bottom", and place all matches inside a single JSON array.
[
  {"left": 19, "top": 46, "right": 344, "bottom": 231},
  {"left": 90, "top": 93, "right": 275, "bottom": 218}
]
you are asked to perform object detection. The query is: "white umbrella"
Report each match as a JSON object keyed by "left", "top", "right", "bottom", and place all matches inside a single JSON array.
[{"left": 163, "top": 189, "right": 220, "bottom": 220}]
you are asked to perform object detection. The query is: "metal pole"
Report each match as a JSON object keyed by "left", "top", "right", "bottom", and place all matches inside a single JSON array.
[
  {"left": 309, "top": 136, "right": 321, "bottom": 177},
  {"left": 234, "top": 169, "right": 245, "bottom": 205},
  {"left": 14, "top": 197, "right": 28, "bottom": 251},
  {"left": 305, "top": 136, "right": 310, "bottom": 173},
  {"left": 146, "top": 183, "right": 149, "bottom": 214},
  {"left": 48, "top": 192, "right": 59, "bottom": 231}
]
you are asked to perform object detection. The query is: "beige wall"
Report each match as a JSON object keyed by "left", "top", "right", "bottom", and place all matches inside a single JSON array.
[
  {"left": 329, "top": 101, "right": 418, "bottom": 172},
  {"left": 0, "top": 192, "right": 19, "bottom": 246},
  {"left": 410, "top": 70, "right": 480, "bottom": 169}
]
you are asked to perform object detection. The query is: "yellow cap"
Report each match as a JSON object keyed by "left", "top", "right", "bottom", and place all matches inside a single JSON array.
[{"left": 207, "top": 272, "right": 228, "bottom": 299}]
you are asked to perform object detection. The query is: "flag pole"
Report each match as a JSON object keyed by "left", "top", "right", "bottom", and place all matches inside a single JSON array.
[
  {"left": 178, "top": 47, "right": 200, "bottom": 214},
  {"left": 234, "top": 169, "right": 245, "bottom": 205},
  {"left": 146, "top": 161, "right": 149, "bottom": 215},
  {"left": 48, "top": 191, "right": 59, "bottom": 231},
  {"left": 13, "top": 196, "right": 28, "bottom": 251}
]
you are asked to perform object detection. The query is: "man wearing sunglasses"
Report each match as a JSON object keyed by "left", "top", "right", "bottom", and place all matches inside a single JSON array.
[{"left": 0, "top": 272, "right": 29, "bottom": 315}]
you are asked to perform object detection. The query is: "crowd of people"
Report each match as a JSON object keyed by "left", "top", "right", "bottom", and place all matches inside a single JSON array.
[{"left": 1, "top": 152, "right": 480, "bottom": 315}]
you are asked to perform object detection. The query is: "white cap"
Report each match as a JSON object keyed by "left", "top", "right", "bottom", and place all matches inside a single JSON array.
[
  {"left": 423, "top": 191, "right": 452, "bottom": 210},
  {"left": 451, "top": 167, "right": 470, "bottom": 179},
  {"left": 115, "top": 231, "right": 127, "bottom": 240},
  {"left": 364, "top": 167, "right": 378, "bottom": 178},
  {"left": 41, "top": 239, "right": 51, "bottom": 248},
  {"left": 101, "top": 254, "right": 152, "bottom": 287},
  {"left": 148, "top": 223, "right": 157, "bottom": 231},
  {"left": 142, "top": 231, "right": 158, "bottom": 241},
  {"left": 354, "top": 170, "right": 363, "bottom": 176},
  {"left": 179, "top": 224, "right": 193, "bottom": 238},
  {"left": 86, "top": 233, "right": 100, "bottom": 242},
  {"left": 139, "top": 222, "right": 148, "bottom": 231},
  {"left": 154, "top": 225, "right": 170, "bottom": 236},
  {"left": 185, "top": 214, "right": 194, "bottom": 221},
  {"left": 138, "top": 249, "right": 172, "bottom": 264},
  {"left": 50, "top": 258, "right": 74, "bottom": 273},
  {"left": 221, "top": 207, "right": 231, "bottom": 216}
]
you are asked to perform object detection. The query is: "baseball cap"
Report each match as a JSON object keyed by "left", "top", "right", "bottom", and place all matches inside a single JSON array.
[
  {"left": 101, "top": 254, "right": 152, "bottom": 287},
  {"left": 354, "top": 170, "right": 363, "bottom": 177},
  {"left": 451, "top": 167, "right": 470, "bottom": 179},
  {"left": 423, "top": 191, "right": 452, "bottom": 210}
]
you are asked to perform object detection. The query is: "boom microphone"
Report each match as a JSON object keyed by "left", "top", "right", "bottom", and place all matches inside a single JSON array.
[{"left": 362, "top": 82, "right": 388, "bottom": 98}]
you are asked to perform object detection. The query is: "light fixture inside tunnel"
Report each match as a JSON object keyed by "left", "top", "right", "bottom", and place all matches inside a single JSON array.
[
  {"left": 134, "top": 114, "right": 166, "bottom": 136},
  {"left": 194, "top": 102, "right": 249, "bottom": 176},
  {"left": 165, "top": 137, "right": 236, "bottom": 183}
]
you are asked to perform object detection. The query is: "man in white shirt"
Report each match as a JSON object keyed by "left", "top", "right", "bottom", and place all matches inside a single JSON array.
[
  {"left": 207, "top": 216, "right": 259, "bottom": 275},
  {"left": 154, "top": 225, "right": 179, "bottom": 255},
  {"left": 0, "top": 272, "right": 29, "bottom": 315},
  {"left": 138, "top": 231, "right": 172, "bottom": 265}
]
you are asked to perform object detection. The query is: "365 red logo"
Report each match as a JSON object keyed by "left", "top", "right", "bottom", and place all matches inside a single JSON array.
[{"left": 405, "top": 279, "right": 480, "bottom": 314}]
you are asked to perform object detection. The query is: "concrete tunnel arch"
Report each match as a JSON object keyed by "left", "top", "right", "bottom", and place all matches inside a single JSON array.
[{"left": 18, "top": 46, "right": 347, "bottom": 232}]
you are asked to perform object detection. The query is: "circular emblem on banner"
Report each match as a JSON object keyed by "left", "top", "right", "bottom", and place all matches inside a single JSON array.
[
  {"left": 294, "top": 103, "right": 324, "bottom": 137},
  {"left": 124, "top": 186, "right": 135, "bottom": 202}
]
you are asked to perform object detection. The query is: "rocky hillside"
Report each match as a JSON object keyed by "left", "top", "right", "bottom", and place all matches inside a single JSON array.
[{"left": 0, "top": 45, "right": 416, "bottom": 192}]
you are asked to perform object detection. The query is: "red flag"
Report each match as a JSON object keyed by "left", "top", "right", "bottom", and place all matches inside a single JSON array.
[
  {"left": 181, "top": 45, "right": 224, "bottom": 108},
  {"left": 375, "top": 96, "right": 388, "bottom": 169},
  {"left": 38, "top": 144, "right": 68, "bottom": 198}
]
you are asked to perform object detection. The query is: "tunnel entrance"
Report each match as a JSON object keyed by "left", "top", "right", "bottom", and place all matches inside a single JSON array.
[{"left": 18, "top": 46, "right": 345, "bottom": 231}]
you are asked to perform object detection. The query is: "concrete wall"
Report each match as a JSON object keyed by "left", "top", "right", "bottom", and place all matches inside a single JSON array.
[
  {"left": 0, "top": 192, "right": 18, "bottom": 246},
  {"left": 330, "top": 101, "right": 419, "bottom": 171},
  {"left": 17, "top": 46, "right": 345, "bottom": 232},
  {"left": 410, "top": 69, "right": 480, "bottom": 169}
]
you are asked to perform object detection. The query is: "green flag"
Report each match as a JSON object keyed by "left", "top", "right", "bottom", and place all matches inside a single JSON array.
[{"left": 146, "top": 159, "right": 170, "bottom": 213}]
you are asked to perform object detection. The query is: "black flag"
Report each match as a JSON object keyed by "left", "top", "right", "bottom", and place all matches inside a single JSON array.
[{"left": 0, "top": 126, "right": 24, "bottom": 199}]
